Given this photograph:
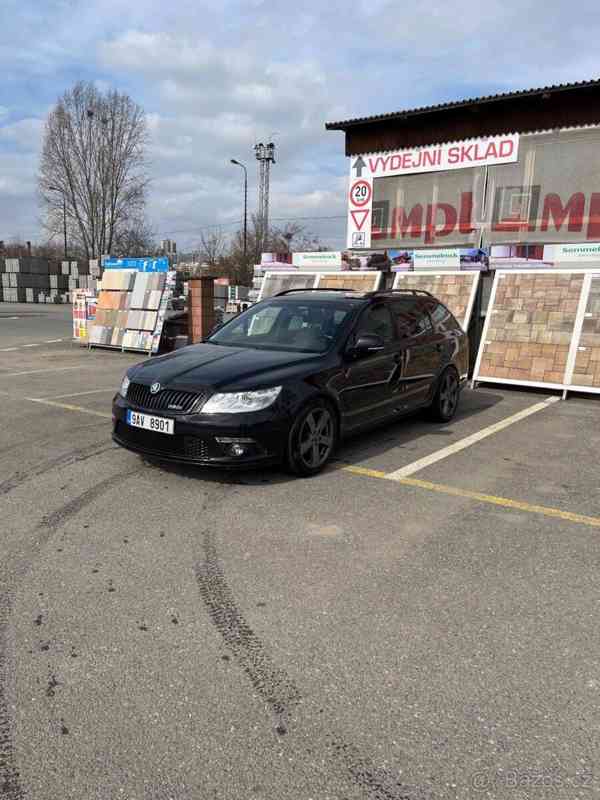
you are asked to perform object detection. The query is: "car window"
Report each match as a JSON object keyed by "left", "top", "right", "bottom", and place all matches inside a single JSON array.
[
  {"left": 424, "top": 300, "right": 462, "bottom": 332},
  {"left": 247, "top": 306, "right": 280, "bottom": 336},
  {"left": 208, "top": 299, "right": 352, "bottom": 353},
  {"left": 355, "top": 304, "right": 394, "bottom": 343},
  {"left": 390, "top": 299, "right": 433, "bottom": 338}
]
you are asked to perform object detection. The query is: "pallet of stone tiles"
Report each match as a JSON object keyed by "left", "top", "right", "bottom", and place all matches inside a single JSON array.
[{"left": 392, "top": 270, "right": 480, "bottom": 331}]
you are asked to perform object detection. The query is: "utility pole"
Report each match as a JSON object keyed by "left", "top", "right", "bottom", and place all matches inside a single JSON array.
[
  {"left": 230, "top": 159, "right": 248, "bottom": 267},
  {"left": 254, "top": 142, "right": 276, "bottom": 250}
]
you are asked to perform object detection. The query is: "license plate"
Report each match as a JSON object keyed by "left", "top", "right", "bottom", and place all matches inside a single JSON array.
[{"left": 126, "top": 409, "right": 174, "bottom": 435}]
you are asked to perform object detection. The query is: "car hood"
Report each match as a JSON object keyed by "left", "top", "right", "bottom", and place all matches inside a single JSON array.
[{"left": 130, "top": 342, "right": 322, "bottom": 390}]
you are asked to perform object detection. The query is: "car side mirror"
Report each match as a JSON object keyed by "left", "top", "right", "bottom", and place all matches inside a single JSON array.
[{"left": 348, "top": 333, "right": 385, "bottom": 358}]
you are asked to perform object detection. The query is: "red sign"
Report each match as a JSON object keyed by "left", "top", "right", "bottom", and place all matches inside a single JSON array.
[
  {"left": 349, "top": 180, "right": 372, "bottom": 207},
  {"left": 350, "top": 210, "right": 370, "bottom": 230}
]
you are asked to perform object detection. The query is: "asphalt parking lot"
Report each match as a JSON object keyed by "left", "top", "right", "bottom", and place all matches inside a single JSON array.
[{"left": 1, "top": 302, "right": 600, "bottom": 800}]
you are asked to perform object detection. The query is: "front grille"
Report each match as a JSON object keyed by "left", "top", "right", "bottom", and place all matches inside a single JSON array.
[
  {"left": 126, "top": 382, "right": 204, "bottom": 414},
  {"left": 115, "top": 421, "right": 214, "bottom": 460}
]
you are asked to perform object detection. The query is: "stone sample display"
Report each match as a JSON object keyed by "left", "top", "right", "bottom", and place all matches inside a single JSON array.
[
  {"left": 392, "top": 271, "right": 479, "bottom": 330},
  {"left": 475, "top": 271, "right": 584, "bottom": 387}
]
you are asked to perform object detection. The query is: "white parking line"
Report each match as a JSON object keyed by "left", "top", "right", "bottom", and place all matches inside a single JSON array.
[
  {"left": 43, "top": 387, "right": 116, "bottom": 400},
  {"left": 26, "top": 397, "right": 112, "bottom": 419},
  {"left": 385, "top": 396, "right": 560, "bottom": 480},
  {"left": 1, "top": 365, "right": 89, "bottom": 377},
  {"left": 0, "top": 338, "right": 65, "bottom": 351}
]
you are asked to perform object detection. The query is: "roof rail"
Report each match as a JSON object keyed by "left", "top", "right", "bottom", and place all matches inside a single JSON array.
[
  {"left": 272, "top": 287, "right": 436, "bottom": 299},
  {"left": 274, "top": 287, "right": 362, "bottom": 296},
  {"left": 381, "top": 288, "right": 435, "bottom": 298}
]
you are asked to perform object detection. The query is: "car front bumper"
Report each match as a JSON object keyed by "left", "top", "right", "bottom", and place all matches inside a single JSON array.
[{"left": 111, "top": 394, "right": 289, "bottom": 468}]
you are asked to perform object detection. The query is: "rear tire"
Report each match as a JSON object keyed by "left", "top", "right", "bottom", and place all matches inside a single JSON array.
[
  {"left": 428, "top": 367, "right": 460, "bottom": 422},
  {"left": 285, "top": 400, "right": 337, "bottom": 476}
]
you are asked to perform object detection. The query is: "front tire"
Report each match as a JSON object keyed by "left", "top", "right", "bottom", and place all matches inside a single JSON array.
[
  {"left": 286, "top": 400, "right": 337, "bottom": 476},
  {"left": 428, "top": 367, "right": 460, "bottom": 422}
]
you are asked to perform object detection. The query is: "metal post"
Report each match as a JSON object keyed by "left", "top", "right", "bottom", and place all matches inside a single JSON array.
[
  {"left": 230, "top": 159, "right": 248, "bottom": 268},
  {"left": 243, "top": 167, "right": 247, "bottom": 266}
]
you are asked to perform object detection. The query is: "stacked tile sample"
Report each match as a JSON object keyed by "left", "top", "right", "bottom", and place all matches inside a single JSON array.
[
  {"left": 89, "top": 271, "right": 168, "bottom": 352},
  {"left": 0, "top": 257, "right": 97, "bottom": 303},
  {"left": 476, "top": 271, "right": 584, "bottom": 387},
  {"left": 393, "top": 272, "right": 479, "bottom": 330}
]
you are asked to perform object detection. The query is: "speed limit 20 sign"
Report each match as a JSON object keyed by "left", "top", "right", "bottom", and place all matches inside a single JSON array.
[{"left": 349, "top": 180, "right": 372, "bottom": 207}]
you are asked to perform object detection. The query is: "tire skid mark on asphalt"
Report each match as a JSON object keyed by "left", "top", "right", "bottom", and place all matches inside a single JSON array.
[
  {"left": 0, "top": 441, "right": 116, "bottom": 496},
  {"left": 0, "top": 599, "right": 25, "bottom": 800},
  {"left": 0, "top": 421, "right": 108, "bottom": 459},
  {"left": 195, "top": 498, "right": 422, "bottom": 800},
  {"left": 0, "top": 466, "right": 142, "bottom": 799},
  {"left": 195, "top": 524, "right": 302, "bottom": 725},
  {"left": 38, "top": 469, "right": 138, "bottom": 531}
]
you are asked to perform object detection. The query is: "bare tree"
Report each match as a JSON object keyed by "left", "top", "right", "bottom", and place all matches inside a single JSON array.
[
  {"left": 38, "top": 81, "right": 149, "bottom": 259},
  {"left": 198, "top": 228, "right": 227, "bottom": 267},
  {"left": 222, "top": 217, "right": 328, "bottom": 285},
  {"left": 112, "top": 218, "right": 157, "bottom": 258}
]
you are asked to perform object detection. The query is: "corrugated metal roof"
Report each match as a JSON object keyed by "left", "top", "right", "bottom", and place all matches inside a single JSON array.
[{"left": 325, "top": 78, "right": 600, "bottom": 130}]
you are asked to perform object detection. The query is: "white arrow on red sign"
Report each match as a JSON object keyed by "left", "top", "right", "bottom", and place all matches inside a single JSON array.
[{"left": 350, "top": 209, "right": 370, "bottom": 231}]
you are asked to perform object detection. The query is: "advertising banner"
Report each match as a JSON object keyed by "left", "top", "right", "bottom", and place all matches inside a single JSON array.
[
  {"left": 389, "top": 248, "right": 489, "bottom": 272},
  {"left": 413, "top": 248, "right": 461, "bottom": 269},
  {"left": 348, "top": 127, "right": 600, "bottom": 251},
  {"left": 550, "top": 243, "right": 600, "bottom": 262},
  {"left": 292, "top": 251, "right": 342, "bottom": 268},
  {"left": 361, "top": 134, "right": 519, "bottom": 179},
  {"left": 103, "top": 257, "right": 169, "bottom": 272}
]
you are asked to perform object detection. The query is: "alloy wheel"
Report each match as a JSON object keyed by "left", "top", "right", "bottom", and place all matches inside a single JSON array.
[
  {"left": 297, "top": 407, "right": 334, "bottom": 470},
  {"left": 439, "top": 371, "right": 459, "bottom": 418}
]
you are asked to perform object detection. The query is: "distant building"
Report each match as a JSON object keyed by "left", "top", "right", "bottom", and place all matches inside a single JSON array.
[{"left": 160, "top": 239, "right": 177, "bottom": 256}]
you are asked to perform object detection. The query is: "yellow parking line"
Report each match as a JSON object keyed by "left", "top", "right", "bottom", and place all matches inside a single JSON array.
[
  {"left": 340, "top": 465, "right": 600, "bottom": 529},
  {"left": 26, "top": 397, "right": 112, "bottom": 419}
]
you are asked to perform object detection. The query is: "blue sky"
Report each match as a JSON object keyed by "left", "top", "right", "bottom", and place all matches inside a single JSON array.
[{"left": 1, "top": 0, "right": 599, "bottom": 252}]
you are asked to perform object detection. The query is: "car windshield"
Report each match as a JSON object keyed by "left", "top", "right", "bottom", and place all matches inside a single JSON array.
[{"left": 207, "top": 298, "right": 354, "bottom": 353}]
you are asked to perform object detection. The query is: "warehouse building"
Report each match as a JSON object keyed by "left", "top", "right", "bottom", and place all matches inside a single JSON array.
[{"left": 325, "top": 80, "right": 600, "bottom": 395}]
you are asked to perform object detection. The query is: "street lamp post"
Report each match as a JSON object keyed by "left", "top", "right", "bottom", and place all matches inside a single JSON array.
[
  {"left": 48, "top": 185, "right": 68, "bottom": 260},
  {"left": 230, "top": 159, "right": 247, "bottom": 268}
]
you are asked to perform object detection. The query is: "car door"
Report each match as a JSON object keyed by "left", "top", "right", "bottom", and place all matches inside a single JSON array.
[
  {"left": 338, "top": 302, "right": 400, "bottom": 430},
  {"left": 390, "top": 298, "right": 444, "bottom": 407}
]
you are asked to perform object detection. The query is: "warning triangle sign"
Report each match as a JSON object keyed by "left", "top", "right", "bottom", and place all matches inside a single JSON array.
[{"left": 350, "top": 210, "right": 369, "bottom": 231}]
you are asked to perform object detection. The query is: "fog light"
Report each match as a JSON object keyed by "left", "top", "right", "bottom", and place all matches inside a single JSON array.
[{"left": 215, "top": 437, "right": 256, "bottom": 458}]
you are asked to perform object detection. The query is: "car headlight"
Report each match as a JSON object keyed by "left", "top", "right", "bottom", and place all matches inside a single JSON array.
[
  {"left": 119, "top": 373, "right": 131, "bottom": 398},
  {"left": 201, "top": 386, "right": 282, "bottom": 414}
]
